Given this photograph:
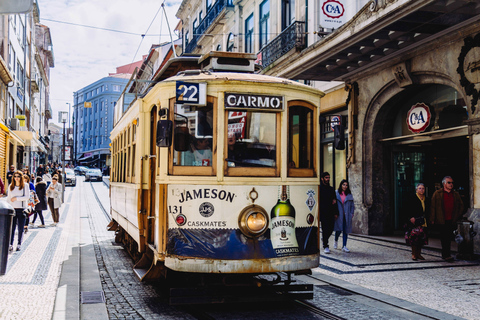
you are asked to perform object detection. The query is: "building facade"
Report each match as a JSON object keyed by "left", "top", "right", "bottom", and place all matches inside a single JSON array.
[
  {"left": 176, "top": 0, "right": 480, "bottom": 252},
  {"left": 72, "top": 62, "right": 141, "bottom": 169},
  {"left": 0, "top": 1, "right": 53, "bottom": 180}
]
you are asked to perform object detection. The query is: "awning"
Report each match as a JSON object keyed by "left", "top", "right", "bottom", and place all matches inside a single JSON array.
[
  {"left": 0, "top": 55, "right": 13, "bottom": 85},
  {"left": 8, "top": 130, "right": 25, "bottom": 147},
  {"left": 279, "top": 0, "right": 480, "bottom": 81},
  {"left": 12, "top": 130, "right": 47, "bottom": 153}
]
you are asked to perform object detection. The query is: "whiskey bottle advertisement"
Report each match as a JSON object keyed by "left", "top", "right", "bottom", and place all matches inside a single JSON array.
[{"left": 270, "top": 185, "right": 299, "bottom": 257}]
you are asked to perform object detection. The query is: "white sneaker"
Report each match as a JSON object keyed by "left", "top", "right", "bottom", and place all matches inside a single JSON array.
[
  {"left": 333, "top": 241, "right": 338, "bottom": 249},
  {"left": 324, "top": 247, "right": 331, "bottom": 254},
  {"left": 342, "top": 246, "right": 350, "bottom": 253}
]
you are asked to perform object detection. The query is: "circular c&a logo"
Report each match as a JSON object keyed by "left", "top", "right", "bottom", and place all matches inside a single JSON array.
[{"left": 322, "top": 0, "right": 345, "bottom": 19}]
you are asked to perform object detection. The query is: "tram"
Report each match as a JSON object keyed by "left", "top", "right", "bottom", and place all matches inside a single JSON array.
[{"left": 109, "top": 52, "right": 324, "bottom": 302}]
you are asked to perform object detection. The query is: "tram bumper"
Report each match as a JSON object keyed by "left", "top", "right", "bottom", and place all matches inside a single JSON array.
[{"left": 165, "top": 253, "right": 319, "bottom": 273}]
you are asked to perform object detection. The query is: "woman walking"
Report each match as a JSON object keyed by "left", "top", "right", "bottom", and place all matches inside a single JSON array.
[
  {"left": 24, "top": 175, "right": 36, "bottom": 233},
  {"left": 46, "top": 174, "right": 62, "bottom": 226},
  {"left": 7, "top": 170, "right": 31, "bottom": 251},
  {"left": 334, "top": 180, "right": 355, "bottom": 253},
  {"left": 404, "top": 183, "right": 429, "bottom": 260},
  {"left": 32, "top": 176, "right": 48, "bottom": 228}
]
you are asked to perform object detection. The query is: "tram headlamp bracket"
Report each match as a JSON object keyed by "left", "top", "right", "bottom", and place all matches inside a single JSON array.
[{"left": 238, "top": 205, "right": 269, "bottom": 238}]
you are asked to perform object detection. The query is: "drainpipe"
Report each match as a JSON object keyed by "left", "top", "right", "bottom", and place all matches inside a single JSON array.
[{"left": 305, "top": 0, "right": 308, "bottom": 47}]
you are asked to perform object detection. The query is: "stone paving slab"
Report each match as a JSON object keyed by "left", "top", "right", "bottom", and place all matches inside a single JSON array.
[{"left": 315, "top": 234, "right": 480, "bottom": 319}]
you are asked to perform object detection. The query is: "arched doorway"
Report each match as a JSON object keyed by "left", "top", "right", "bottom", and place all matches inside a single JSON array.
[{"left": 366, "top": 83, "right": 469, "bottom": 235}]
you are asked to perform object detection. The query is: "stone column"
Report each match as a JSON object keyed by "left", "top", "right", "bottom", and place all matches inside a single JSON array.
[{"left": 467, "top": 118, "right": 480, "bottom": 253}]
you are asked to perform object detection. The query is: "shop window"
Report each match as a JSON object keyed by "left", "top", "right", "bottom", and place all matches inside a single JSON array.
[
  {"left": 391, "top": 84, "right": 467, "bottom": 137},
  {"left": 321, "top": 113, "right": 347, "bottom": 188},
  {"left": 288, "top": 102, "right": 315, "bottom": 177}
]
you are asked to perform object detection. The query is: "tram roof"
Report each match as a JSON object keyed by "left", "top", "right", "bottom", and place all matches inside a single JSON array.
[{"left": 162, "top": 71, "right": 325, "bottom": 95}]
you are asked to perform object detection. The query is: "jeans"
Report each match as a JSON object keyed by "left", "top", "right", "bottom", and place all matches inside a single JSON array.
[
  {"left": 32, "top": 210, "right": 45, "bottom": 225},
  {"left": 10, "top": 208, "right": 26, "bottom": 245},
  {"left": 335, "top": 217, "right": 349, "bottom": 247}
]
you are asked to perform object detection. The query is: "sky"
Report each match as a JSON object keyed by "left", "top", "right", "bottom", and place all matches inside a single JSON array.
[{"left": 37, "top": 0, "right": 182, "bottom": 126}]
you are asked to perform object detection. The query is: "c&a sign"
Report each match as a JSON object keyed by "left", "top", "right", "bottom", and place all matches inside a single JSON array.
[
  {"left": 406, "top": 103, "right": 431, "bottom": 134},
  {"left": 320, "top": 0, "right": 346, "bottom": 29}
]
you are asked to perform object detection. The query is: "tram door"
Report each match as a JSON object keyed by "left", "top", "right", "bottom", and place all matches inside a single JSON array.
[
  {"left": 393, "top": 149, "right": 426, "bottom": 230},
  {"left": 147, "top": 106, "right": 157, "bottom": 245}
]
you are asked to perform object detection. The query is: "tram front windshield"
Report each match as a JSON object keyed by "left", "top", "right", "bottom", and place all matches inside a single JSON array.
[{"left": 173, "top": 105, "right": 276, "bottom": 168}]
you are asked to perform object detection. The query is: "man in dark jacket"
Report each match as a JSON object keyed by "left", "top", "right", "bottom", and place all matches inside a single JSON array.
[
  {"left": 6, "top": 165, "right": 15, "bottom": 185},
  {"left": 320, "top": 172, "right": 338, "bottom": 254},
  {"left": 430, "top": 176, "right": 464, "bottom": 262}
]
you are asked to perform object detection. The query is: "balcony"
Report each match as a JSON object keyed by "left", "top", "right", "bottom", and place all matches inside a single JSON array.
[
  {"left": 31, "top": 75, "right": 39, "bottom": 92},
  {"left": 185, "top": 0, "right": 234, "bottom": 53},
  {"left": 259, "top": 21, "right": 306, "bottom": 69}
]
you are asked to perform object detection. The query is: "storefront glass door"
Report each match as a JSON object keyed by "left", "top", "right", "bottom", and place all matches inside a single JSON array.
[{"left": 393, "top": 151, "right": 425, "bottom": 230}]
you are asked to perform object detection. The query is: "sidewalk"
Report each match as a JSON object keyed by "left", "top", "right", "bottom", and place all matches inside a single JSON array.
[
  {"left": 314, "top": 232, "right": 480, "bottom": 320},
  {"left": 0, "top": 188, "right": 74, "bottom": 319}
]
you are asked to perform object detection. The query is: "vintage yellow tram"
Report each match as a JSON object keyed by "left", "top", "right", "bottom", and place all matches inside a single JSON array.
[{"left": 109, "top": 52, "right": 323, "bottom": 301}]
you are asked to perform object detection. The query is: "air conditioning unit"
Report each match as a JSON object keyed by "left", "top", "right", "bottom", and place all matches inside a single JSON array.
[{"left": 10, "top": 118, "right": 19, "bottom": 130}]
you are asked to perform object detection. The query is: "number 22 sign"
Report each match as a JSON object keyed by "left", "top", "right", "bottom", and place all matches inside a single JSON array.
[{"left": 176, "top": 81, "right": 207, "bottom": 106}]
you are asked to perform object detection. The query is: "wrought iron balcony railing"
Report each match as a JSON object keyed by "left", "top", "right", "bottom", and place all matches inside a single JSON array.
[
  {"left": 259, "top": 21, "right": 306, "bottom": 68},
  {"left": 185, "top": 0, "right": 233, "bottom": 53}
]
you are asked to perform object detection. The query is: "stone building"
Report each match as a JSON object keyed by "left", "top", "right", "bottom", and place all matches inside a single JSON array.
[{"left": 175, "top": 0, "right": 480, "bottom": 251}]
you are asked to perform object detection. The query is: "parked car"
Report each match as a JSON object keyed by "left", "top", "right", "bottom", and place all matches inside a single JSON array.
[
  {"left": 65, "top": 169, "right": 76, "bottom": 186},
  {"left": 74, "top": 166, "right": 89, "bottom": 175},
  {"left": 85, "top": 169, "right": 103, "bottom": 182}
]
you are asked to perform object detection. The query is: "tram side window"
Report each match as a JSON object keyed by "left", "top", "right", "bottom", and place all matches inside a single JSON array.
[
  {"left": 226, "top": 111, "right": 276, "bottom": 168},
  {"left": 288, "top": 103, "right": 315, "bottom": 177},
  {"left": 173, "top": 103, "right": 213, "bottom": 167}
]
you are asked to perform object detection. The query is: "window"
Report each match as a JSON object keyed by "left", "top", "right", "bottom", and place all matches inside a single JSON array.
[
  {"left": 245, "top": 14, "right": 254, "bottom": 53},
  {"left": 193, "top": 18, "right": 198, "bottom": 31},
  {"left": 259, "top": 0, "right": 270, "bottom": 48},
  {"left": 207, "top": 0, "right": 212, "bottom": 10},
  {"left": 282, "top": 0, "right": 295, "bottom": 30},
  {"left": 113, "top": 85, "right": 121, "bottom": 92},
  {"left": 226, "top": 110, "right": 278, "bottom": 176},
  {"left": 288, "top": 102, "right": 315, "bottom": 177},
  {"left": 185, "top": 31, "right": 189, "bottom": 47},
  {"left": 173, "top": 103, "right": 213, "bottom": 167},
  {"left": 227, "top": 33, "right": 235, "bottom": 52},
  {"left": 216, "top": 44, "right": 221, "bottom": 51},
  {"left": 171, "top": 97, "right": 216, "bottom": 176}
]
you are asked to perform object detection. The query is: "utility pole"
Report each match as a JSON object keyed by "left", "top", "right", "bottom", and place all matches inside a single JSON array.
[{"left": 59, "top": 111, "right": 68, "bottom": 202}]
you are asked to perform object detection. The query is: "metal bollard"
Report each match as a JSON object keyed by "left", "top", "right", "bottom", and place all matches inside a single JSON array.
[
  {"left": 455, "top": 218, "right": 477, "bottom": 260},
  {"left": 0, "top": 201, "right": 15, "bottom": 275}
]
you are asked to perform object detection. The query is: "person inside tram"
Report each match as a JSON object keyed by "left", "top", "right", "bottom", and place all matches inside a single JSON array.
[
  {"left": 227, "top": 132, "right": 245, "bottom": 163},
  {"left": 184, "top": 137, "right": 212, "bottom": 166}
]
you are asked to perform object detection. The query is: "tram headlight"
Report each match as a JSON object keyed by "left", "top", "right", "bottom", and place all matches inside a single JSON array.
[{"left": 238, "top": 205, "right": 269, "bottom": 238}]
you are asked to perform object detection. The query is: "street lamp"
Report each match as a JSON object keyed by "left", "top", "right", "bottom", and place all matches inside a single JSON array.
[{"left": 59, "top": 111, "right": 68, "bottom": 202}]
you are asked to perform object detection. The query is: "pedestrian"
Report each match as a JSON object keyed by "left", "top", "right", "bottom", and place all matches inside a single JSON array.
[
  {"left": 6, "top": 165, "right": 15, "bottom": 185},
  {"left": 43, "top": 170, "right": 52, "bottom": 187},
  {"left": 430, "top": 176, "right": 464, "bottom": 262},
  {"left": 22, "top": 167, "right": 31, "bottom": 180},
  {"left": 56, "top": 169, "right": 63, "bottom": 184},
  {"left": 0, "top": 176, "right": 5, "bottom": 197},
  {"left": 46, "top": 174, "right": 62, "bottom": 226},
  {"left": 7, "top": 170, "right": 31, "bottom": 251},
  {"left": 319, "top": 172, "right": 338, "bottom": 254},
  {"left": 334, "top": 179, "right": 355, "bottom": 253},
  {"left": 404, "top": 183, "right": 429, "bottom": 260},
  {"left": 32, "top": 176, "right": 47, "bottom": 228},
  {"left": 36, "top": 164, "right": 45, "bottom": 177},
  {"left": 23, "top": 175, "right": 36, "bottom": 233}
]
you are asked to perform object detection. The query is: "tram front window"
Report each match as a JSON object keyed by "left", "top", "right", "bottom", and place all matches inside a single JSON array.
[
  {"left": 174, "top": 104, "right": 213, "bottom": 167},
  {"left": 226, "top": 111, "right": 276, "bottom": 167}
]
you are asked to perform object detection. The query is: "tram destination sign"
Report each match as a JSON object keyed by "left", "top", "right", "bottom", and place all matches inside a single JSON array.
[{"left": 225, "top": 93, "right": 284, "bottom": 111}]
